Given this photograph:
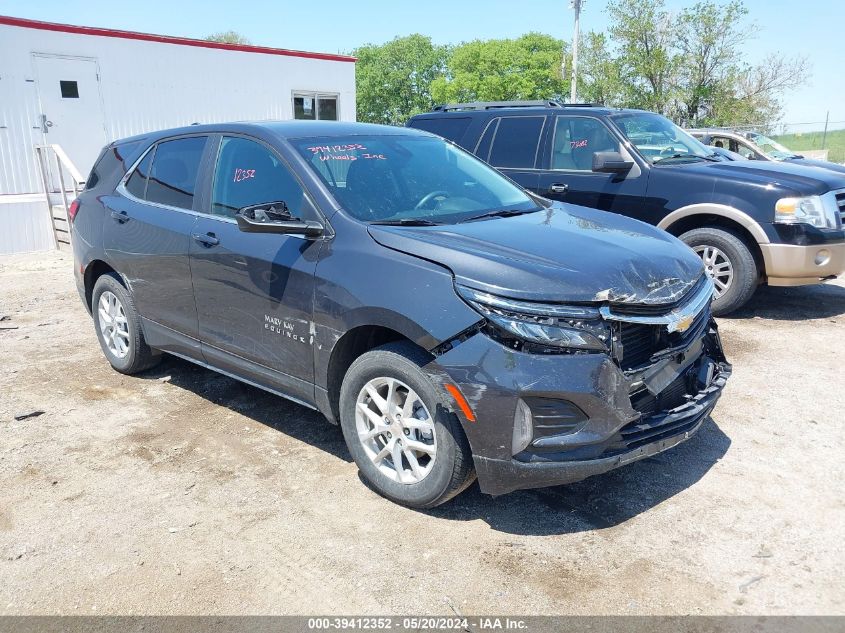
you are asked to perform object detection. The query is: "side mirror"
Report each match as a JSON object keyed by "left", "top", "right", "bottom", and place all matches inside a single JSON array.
[
  {"left": 235, "top": 202, "right": 324, "bottom": 237},
  {"left": 592, "top": 151, "right": 634, "bottom": 174}
]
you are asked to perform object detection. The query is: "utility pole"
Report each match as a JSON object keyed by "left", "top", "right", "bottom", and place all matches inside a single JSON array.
[
  {"left": 570, "top": 0, "right": 584, "bottom": 103},
  {"left": 822, "top": 110, "right": 830, "bottom": 152}
]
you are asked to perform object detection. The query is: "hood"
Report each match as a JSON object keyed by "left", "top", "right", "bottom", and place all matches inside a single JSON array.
[
  {"left": 367, "top": 204, "right": 704, "bottom": 305},
  {"left": 669, "top": 159, "right": 845, "bottom": 194},
  {"left": 785, "top": 157, "right": 845, "bottom": 177}
]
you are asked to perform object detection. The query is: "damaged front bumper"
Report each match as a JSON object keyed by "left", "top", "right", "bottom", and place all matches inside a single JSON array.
[{"left": 427, "top": 317, "right": 731, "bottom": 497}]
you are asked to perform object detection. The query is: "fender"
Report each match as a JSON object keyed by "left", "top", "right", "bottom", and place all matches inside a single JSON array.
[{"left": 658, "top": 203, "right": 770, "bottom": 245}]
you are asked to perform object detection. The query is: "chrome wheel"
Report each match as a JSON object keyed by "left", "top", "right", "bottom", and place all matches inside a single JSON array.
[
  {"left": 355, "top": 377, "right": 437, "bottom": 484},
  {"left": 694, "top": 245, "right": 734, "bottom": 298},
  {"left": 97, "top": 290, "right": 130, "bottom": 359}
]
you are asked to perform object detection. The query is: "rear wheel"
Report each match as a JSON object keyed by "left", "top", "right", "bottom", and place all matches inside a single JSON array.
[
  {"left": 92, "top": 273, "right": 160, "bottom": 374},
  {"left": 339, "top": 341, "right": 475, "bottom": 508},
  {"left": 680, "top": 227, "right": 759, "bottom": 316}
]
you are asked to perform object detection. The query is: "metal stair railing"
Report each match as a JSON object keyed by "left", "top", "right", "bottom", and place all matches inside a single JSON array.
[{"left": 34, "top": 144, "right": 86, "bottom": 250}]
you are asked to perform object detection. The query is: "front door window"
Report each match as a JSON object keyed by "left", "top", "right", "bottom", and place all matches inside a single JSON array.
[
  {"left": 552, "top": 116, "right": 620, "bottom": 170},
  {"left": 211, "top": 137, "right": 308, "bottom": 218}
]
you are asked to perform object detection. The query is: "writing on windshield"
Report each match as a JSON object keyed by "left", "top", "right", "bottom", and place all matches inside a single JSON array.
[{"left": 306, "top": 144, "right": 388, "bottom": 161}]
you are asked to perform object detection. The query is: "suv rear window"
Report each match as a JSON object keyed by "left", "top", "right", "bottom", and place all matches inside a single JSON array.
[
  {"left": 126, "top": 137, "right": 206, "bottom": 210},
  {"left": 408, "top": 117, "right": 471, "bottom": 144},
  {"left": 485, "top": 116, "right": 545, "bottom": 169}
]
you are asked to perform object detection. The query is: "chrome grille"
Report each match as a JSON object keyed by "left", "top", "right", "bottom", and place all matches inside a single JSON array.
[
  {"left": 835, "top": 190, "right": 845, "bottom": 227},
  {"left": 616, "top": 304, "right": 710, "bottom": 370}
]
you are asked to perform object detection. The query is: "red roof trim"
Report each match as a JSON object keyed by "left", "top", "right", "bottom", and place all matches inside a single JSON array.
[{"left": 0, "top": 15, "right": 357, "bottom": 63}]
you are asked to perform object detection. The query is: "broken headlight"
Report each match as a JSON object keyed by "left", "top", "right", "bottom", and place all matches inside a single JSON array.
[{"left": 456, "top": 285, "right": 609, "bottom": 351}]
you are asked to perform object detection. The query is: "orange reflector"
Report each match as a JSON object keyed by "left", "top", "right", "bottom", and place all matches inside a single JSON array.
[{"left": 445, "top": 383, "right": 476, "bottom": 422}]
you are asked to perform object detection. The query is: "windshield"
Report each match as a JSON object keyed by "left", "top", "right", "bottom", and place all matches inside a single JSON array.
[
  {"left": 290, "top": 135, "right": 541, "bottom": 224},
  {"left": 612, "top": 112, "right": 714, "bottom": 164},
  {"left": 746, "top": 132, "right": 798, "bottom": 160}
]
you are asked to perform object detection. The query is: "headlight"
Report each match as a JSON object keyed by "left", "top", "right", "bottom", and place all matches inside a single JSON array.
[
  {"left": 456, "top": 285, "right": 608, "bottom": 351},
  {"left": 775, "top": 193, "right": 840, "bottom": 229}
]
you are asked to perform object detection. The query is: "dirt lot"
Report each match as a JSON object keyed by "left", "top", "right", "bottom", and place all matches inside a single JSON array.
[{"left": 0, "top": 251, "right": 843, "bottom": 615}]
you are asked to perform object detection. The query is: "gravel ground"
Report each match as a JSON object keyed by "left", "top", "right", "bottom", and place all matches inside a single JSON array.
[{"left": 0, "top": 251, "right": 843, "bottom": 615}]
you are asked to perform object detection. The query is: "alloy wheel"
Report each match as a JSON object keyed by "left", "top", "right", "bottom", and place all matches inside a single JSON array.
[
  {"left": 355, "top": 377, "right": 437, "bottom": 484},
  {"left": 694, "top": 245, "right": 734, "bottom": 298},
  {"left": 97, "top": 290, "right": 130, "bottom": 359}
]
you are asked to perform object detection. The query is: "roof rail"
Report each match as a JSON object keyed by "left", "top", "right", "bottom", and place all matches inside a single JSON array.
[{"left": 431, "top": 100, "right": 601, "bottom": 112}]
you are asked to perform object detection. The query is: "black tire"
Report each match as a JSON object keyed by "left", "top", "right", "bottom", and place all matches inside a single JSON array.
[
  {"left": 91, "top": 273, "right": 160, "bottom": 374},
  {"left": 680, "top": 227, "right": 759, "bottom": 316},
  {"left": 339, "top": 341, "right": 476, "bottom": 508}
]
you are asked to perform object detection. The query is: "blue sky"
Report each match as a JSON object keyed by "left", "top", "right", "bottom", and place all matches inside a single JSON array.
[{"left": 1, "top": 0, "right": 840, "bottom": 127}]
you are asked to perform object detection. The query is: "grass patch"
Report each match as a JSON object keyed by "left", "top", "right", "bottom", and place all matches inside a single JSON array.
[{"left": 773, "top": 128, "right": 845, "bottom": 164}]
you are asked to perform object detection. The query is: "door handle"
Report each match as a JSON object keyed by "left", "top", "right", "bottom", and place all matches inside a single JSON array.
[
  {"left": 110, "top": 210, "right": 129, "bottom": 223},
  {"left": 192, "top": 232, "right": 220, "bottom": 247},
  {"left": 548, "top": 183, "right": 569, "bottom": 194}
]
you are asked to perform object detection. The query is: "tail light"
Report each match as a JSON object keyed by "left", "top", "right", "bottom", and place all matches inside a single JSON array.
[{"left": 68, "top": 199, "right": 80, "bottom": 223}]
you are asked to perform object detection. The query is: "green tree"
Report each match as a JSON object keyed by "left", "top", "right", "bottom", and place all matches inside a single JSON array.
[
  {"left": 205, "top": 31, "right": 251, "bottom": 45},
  {"left": 674, "top": 1, "right": 751, "bottom": 123},
  {"left": 606, "top": 0, "right": 678, "bottom": 114},
  {"left": 586, "top": 0, "right": 808, "bottom": 127},
  {"left": 352, "top": 35, "right": 450, "bottom": 125},
  {"left": 431, "top": 33, "right": 568, "bottom": 104},
  {"left": 578, "top": 31, "right": 628, "bottom": 107}
]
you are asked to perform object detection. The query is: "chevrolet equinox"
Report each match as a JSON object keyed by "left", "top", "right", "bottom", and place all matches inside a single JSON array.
[{"left": 71, "top": 121, "right": 731, "bottom": 507}]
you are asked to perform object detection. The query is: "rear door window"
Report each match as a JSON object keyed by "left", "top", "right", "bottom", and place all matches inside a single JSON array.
[
  {"left": 211, "top": 136, "right": 308, "bottom": 218},
  {"left": 487, "top": 116, "right": 545, "bottom": 169},
  {"left": 144, "top": 137, "right": 207, "bottom": 210}
]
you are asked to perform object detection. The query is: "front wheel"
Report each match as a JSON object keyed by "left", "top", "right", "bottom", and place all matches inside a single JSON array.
[
  {"left": 680, "top": 227, "right": 759, "bottom": 316},
  {"left": 339, "top": 342, "right": 475, "bottom": 508}
]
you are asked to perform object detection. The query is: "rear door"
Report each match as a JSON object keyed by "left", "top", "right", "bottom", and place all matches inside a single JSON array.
[
  {"left": 474, "top": 115, "right": 545, "bottom": 192},
  {"left": 104, "top": 135, "right": 208, "bottom": 353},
  {"left": 537, "top": 115, "right": 647, "bottom": 218},
  {"left": 189, "top": 135, "right": 324, "bottom": 403}
]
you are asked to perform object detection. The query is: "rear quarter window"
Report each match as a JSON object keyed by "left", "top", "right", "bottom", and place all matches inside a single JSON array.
[
  {"left": 408, "top": 117, "right": 471, "bottom": 144},
  {"left": 86, "top": 140, "right": 144, "bottom": 190}
]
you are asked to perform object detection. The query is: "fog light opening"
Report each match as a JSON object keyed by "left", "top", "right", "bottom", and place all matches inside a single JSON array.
[
  {"left": 815, "top": 249, "right": 831, "bottom": 266},
  {"left": 512, "top": 399, "right": 534, "bottom": 455}
]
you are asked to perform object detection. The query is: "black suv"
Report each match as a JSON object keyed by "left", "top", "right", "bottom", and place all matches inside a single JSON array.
[
  {"left": 72, "top": 121, "right": 729, "bottom": 507},
  {"left": 408, "top": 101, "right": 845, "bottom": 315}
]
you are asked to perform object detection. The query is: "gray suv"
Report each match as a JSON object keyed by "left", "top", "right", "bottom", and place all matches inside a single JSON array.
[{"left": 70, "top": 120, "right": 730, "bottom": 507}]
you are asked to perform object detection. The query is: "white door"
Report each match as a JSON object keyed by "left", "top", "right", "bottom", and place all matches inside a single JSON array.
[{"left": 33, "top": 54, "right": 107, "bottom": 186}]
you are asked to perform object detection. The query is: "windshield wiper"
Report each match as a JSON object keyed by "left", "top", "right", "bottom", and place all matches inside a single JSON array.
[
  {"left": 369, "top": 218, "right": 444, "bottom": 226},
  {"left": 459, "top": 208, "right": 540, "bottom": 223},
  {"left": 653, "top": 153, "right": 719, "bottom": 164}
]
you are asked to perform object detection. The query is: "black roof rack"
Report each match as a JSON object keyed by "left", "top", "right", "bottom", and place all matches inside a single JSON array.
[{"left": 431, "top": 100, "right": 599, "bottom": 112}]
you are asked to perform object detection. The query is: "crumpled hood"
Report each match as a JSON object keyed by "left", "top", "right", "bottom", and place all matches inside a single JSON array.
[{"left": 367, "top": 204, "right": 705, "bottom": 305}]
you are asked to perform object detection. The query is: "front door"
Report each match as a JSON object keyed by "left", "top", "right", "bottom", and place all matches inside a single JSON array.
[
  {"left": 538, "top": 115, "right": 648, "bottom": 220},
  {"left": 104, "top": 136, "right": 208, "bottom": 353},
  {"left": 190, "top": 136, "right": 324, "bottom": 404},
  {"left": 33, "top": 54, "right": 107, "bottom": 184}
]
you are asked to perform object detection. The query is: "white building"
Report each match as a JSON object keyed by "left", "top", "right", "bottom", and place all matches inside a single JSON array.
[{"left": 0, "top": 15, "right": 356, "bottom": 253}]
